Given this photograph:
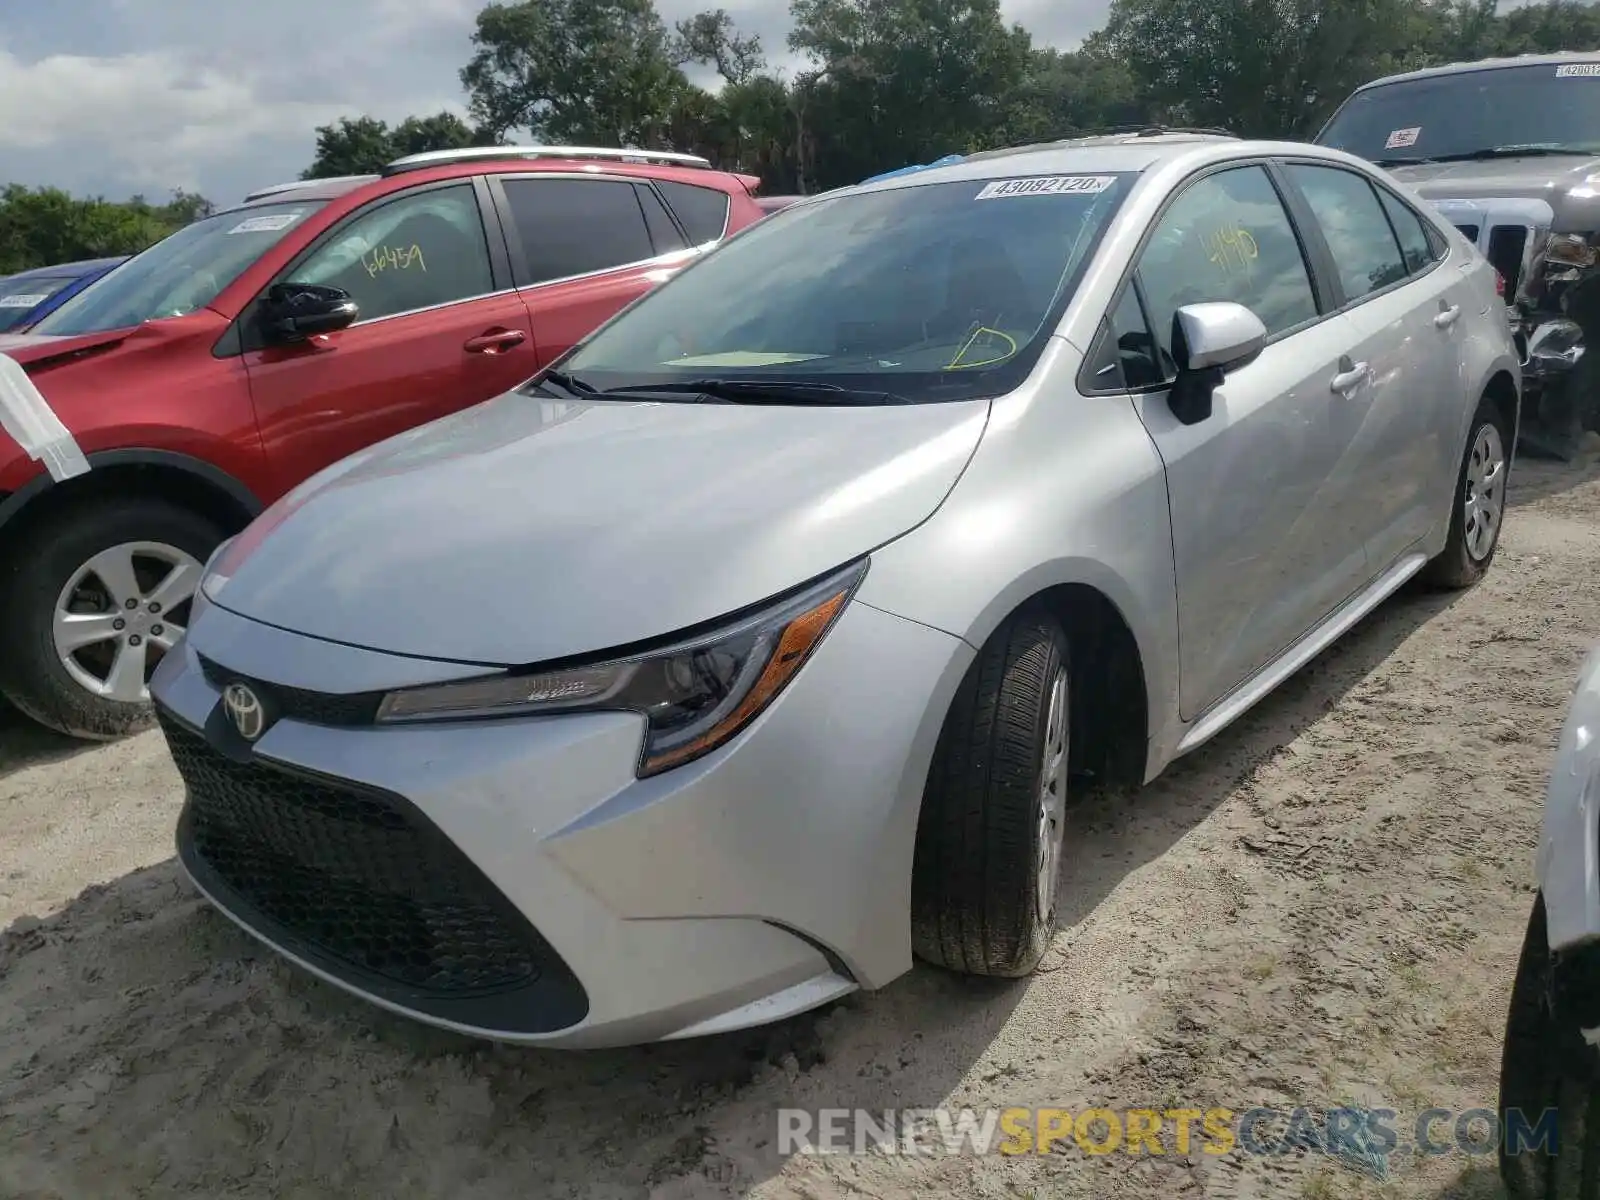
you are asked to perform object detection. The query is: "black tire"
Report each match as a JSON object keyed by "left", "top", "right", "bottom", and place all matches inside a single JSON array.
[
  {"left": 911, "top": 607, "right": 1071, "bottom": 978},
  {"left": 1423, "top": 394, "right": 1513, "bottom": 590},
  {"left": 0, "top": 497, "right": 224, "bottom": 741},
  {"left": 1500, "top": 894, "right": 1600, "bottom": 1199}
]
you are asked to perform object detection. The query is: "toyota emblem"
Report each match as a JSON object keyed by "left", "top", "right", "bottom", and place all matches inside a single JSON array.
[{"left": 222, "top": 682, "right": 267, "bottom": 741}]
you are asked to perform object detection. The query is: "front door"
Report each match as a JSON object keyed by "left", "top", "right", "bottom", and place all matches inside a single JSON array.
[
  {"left": 240, "top": 180, "right": 536, "bottom": 494},
  {"left": 1128, "top": 163, "right": 1371, "bottom": 719}
]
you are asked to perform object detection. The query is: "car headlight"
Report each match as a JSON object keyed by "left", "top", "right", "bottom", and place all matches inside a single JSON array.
[
  {"left": 375, "top": 559, "right": 868, "bottom": 776},
  {"left": 199, "top": 536, "right": 236, "bottom": 600},
  {"left": 1547, "top": 233, "right": 1599, "bottom": 270}
]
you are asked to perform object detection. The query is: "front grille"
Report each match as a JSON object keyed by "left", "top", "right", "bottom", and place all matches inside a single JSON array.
[
  {"left": 196, "top": 654, "right": 382, "bottom": 726},
  {"left": 161, "top": 708, "right": 589, "bottom": 1031}
]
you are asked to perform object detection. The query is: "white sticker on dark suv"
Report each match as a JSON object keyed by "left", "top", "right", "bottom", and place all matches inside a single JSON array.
[
  {"left": 1385, "top": 127, "right": 1422, "bottom": 149},
  {"left": 1556, "top": 63, "right": 1600, "bottom": 77},
  {"left": 975, "top": 176, "right": 1115, "bottom": 200}
]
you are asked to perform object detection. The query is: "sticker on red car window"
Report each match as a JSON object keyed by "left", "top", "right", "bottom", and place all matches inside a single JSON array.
[
  {"left": 0, "top": 295, "right": 47, "bottom": 308},
  {"left": 228, "top": 213, "right": 302, "bottom": 234},
  {"left": 1385, "top": 127, "right": 1422, "bottom": 150},
  {"left": 1556, "top": 63, "right": 1600, "bottom": 77},
  {"left": 975, "top": 175, "right": 1115, "bottom": 200}
]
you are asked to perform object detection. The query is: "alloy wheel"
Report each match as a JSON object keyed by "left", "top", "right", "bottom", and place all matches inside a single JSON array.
[
  {"left": 52, "top": 541, "right": 201, "bottom": 703},
  {"left": 1464, "top": 421, "right": 1507, "bottom": 563},
  {"left": 1034, "top": 666, "right": 1070, "bottom": 921}
]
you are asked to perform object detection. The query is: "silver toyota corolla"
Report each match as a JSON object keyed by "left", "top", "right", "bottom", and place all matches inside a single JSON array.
[{"left": 151, "top": 132, "right": 1520, "bottom": 1048}]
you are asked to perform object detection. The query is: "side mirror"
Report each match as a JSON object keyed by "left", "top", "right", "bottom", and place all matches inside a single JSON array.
[
  {"left": 261, "top": 282, "right": 358, "bottom": 343},
  {"left": 1167, "top": 302, "right": 1268, "bottom": 426}
]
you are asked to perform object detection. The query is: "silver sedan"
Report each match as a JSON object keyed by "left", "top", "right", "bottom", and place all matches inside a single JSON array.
[{"left": 151, "top": 132, "right": 1519, "bottom": 1048}]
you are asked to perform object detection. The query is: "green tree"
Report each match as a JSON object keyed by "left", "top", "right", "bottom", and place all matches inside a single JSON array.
[
  {"left": 302, "top": 111, "right": 489, "bottom": 179},
  {"left": 995, "top": 41, "right": 1150, "bottom": 146},
  {"left": 461, "top": 0, "right": 691, "bottom": 145},
  {"left": 302, "top": 115, "right": 396, "bottom": 178},
  {"left": 1103, "top": 0, "right": 1421, "bottom": 137},
  {"left": 787, "top": 0, "right": 1036, "bottom": 188},
  {"left": 0, "top": 186, "right": 209, "bottom": 275},
  {"left": 674, "top": 8, "right": 766, "bottom": 84},
  {"left": 391, "top": 111, "right": 488, "bottom": 157},
  {"left": 1493, "top": 0, "right": 1600, "bottom": 54}
]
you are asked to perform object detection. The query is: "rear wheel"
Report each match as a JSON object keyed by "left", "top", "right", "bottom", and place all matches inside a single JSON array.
[
  {"left": 0, "top": 497, "right": 222, "bottom": 740},
  {"left": 911, "top": 608, "right": 1070, "bottom": 978},
  {"left": 1423, "top": 394, "right": 1511, "bottom": 590}
]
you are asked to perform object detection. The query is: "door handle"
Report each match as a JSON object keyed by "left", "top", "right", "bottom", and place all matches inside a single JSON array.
[
  {"left": 464, "top": 329, "right": 527, "bottom": 355},
  {"left": 1434, "top": 304, "right": 1462, "bottom": 330},
  {"left": 1330, "top": 361, "right": 1370, "bottom": 394}
]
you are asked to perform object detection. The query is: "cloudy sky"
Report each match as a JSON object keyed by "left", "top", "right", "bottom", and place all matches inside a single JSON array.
[{"left": 0, "top": 0, "right": 1111, "bottom": 207}]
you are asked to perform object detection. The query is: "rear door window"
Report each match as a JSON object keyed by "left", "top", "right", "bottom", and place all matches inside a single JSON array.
[
  {"left": 1376, "top": 188, "right": 1440, "bottom": 275},
  {"left": 1285, "top": 164, "right": 1409, "bottom": 302},
  {"left": 501, "top": 178, "right": 658, "bottom": 285},
  {"left": 635, "top": 184, "right": 688, "bottom": 255},
  {"left": 656, "top": 181, "right": 732, "bottom": 244}
]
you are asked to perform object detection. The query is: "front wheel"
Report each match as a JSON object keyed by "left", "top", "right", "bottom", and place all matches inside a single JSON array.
[
  {"left": 1423, "top": 394, "right": 1512, "bottom": 590},
  {"left": 0, "top": 497, "right": 223, "bottom": 740},
  {"left": 911, "top": 608, "right": 1071, "bottom": 978},
  {"left": 1500, "top": 894, "right": 1600, "bottom": 1198}
]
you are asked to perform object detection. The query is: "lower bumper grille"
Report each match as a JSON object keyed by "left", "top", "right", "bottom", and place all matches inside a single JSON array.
[{"left": 160, "top": 707, "right": 588, "bottom": 1033}]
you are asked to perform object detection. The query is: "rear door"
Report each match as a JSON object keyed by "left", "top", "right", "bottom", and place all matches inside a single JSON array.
[
  {"left": 237, "top": 178, "right": 536, "bottom": 493},
  {"left": 489, "top": 174, "right": 699, "bottom": 368},
  {"left": 1280, "top": 162, "right": 1463, "bottom": 572},
  {"left": 1124, "top": 162, "right": 1371, "bottom": 719}
]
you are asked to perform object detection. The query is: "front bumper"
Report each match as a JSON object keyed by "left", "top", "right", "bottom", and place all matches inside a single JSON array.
[
  {"left": 152, "top": 595, "right": 973, "bottom": 1048},
  {"left": 1538, "top": 644, "right": 1600, "bottom": 1033}
]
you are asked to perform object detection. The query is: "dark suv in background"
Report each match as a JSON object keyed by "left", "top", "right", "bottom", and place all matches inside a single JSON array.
[{"left": 1318, "top": 51, "right": 1600, "bottom": 458}]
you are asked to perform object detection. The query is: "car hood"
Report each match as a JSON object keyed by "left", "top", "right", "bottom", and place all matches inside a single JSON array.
[
  {"left": 0, "top": 327, "right": 136, "bottom": 367},
  {"left": 1389, "top": 154, "right": 1600, "bottom": 229},
  {"left": 208, "top": 389, "right": 991, "bottom": 665}
]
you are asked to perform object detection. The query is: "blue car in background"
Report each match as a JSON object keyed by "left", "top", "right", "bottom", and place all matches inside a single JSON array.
[{"left": 0, "top": 256, "right": 127, "bottom": 333}]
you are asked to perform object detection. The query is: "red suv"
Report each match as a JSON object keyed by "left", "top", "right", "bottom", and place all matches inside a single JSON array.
[{"left": 0, "top": 147, "right": 765, "bottom": 739}]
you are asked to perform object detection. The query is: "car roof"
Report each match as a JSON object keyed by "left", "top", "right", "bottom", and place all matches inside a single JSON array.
[
  {"left": 2, "top": 255, "right": 127, "bottom": 281},
  {"left": 846, "top": 132, "right": 1332, "bottom": 196},
  {"left": 231, "top": 150, "right": 755, "bottom": 218},
  {"left": 1355, "top": 50, "right": 1600, "bottom": 92}
]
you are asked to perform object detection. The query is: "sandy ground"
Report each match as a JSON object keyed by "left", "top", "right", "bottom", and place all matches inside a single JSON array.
[{"left": 4, "top": 455, "right": 1600, "bottom": 1200}]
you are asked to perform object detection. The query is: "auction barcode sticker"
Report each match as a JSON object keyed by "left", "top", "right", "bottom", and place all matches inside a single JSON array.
[
  {"left": 1556, "top": 63, "right": 1600, "bottom": 77},
  {"left": 1385, "top": 127, "right": 1422, "bottom": 150},
  {"left": 976, "top": 175, "right": 1115, "bottom": 200},
  {"left": 228, "top": 212, "right": 302, "bottom": 234},
  {"left": 0, "top": 295, "right": 47, "bottom": 308}
]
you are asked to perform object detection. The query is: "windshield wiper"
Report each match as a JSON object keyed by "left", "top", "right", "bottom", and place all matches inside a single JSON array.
[
  {"left": 532, "top": 368, "right": 597, "bottom": 397},
  {"left": 1373, "top": 146, "right": 1596, "bottom": 168},
  {"left": 1424, "top": 146, "right": 1596, "bottom": 163},
  {"left": 597, "top": 378, "right": 913, "bottom": 405}
]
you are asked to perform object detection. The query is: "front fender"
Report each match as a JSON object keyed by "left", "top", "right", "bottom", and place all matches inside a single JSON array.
[
  {"left": 853, "top": 342, "right": 1182, "bottom": 780},
  {"left": 1541, "top": 643, "right": 1600, "bottom": 955}
]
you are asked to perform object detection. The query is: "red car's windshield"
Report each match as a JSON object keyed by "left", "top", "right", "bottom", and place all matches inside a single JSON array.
[{"left": 31, "top": 200, "right": 326, "bottom": 337}]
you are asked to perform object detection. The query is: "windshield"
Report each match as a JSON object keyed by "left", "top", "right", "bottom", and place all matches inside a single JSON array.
[
  {"left": 554, "top": 173, "right": 1132, "bottom": 403},
  {"left": 31, "top": 200, "right": 324, "bottom": 337},
  {"left": 1318, "top": 62, "right": 1600, "bottom": 163},
  {"left": 0, "top": 274, "right": 73, "bottom": 332}
]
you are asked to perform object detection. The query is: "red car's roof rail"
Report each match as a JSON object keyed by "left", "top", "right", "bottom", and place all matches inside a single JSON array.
[{"left": 382, "top": 145, "right": 714, "bottom": 175}]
